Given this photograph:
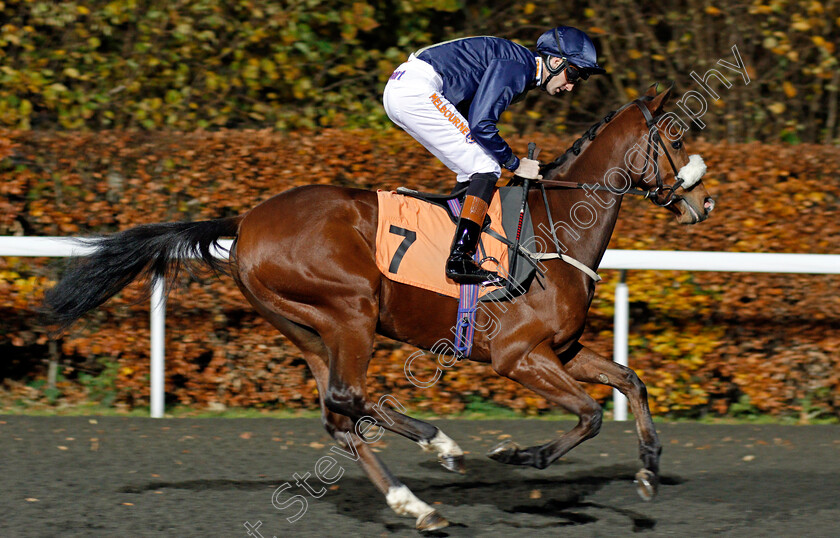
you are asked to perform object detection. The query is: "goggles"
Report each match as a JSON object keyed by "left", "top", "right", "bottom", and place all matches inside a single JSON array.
[{"left": 564, "top": 62, "right": 590, "bottom": 83}]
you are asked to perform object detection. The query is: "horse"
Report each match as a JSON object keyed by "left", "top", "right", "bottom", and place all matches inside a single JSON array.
[{"left": 42, "top": 84, "right": 714, "bottom": 531}]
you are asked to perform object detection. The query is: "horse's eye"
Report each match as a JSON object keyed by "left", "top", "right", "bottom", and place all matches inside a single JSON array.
[{"left": 672, "top": 140, "right": 683, "bottom": 150}]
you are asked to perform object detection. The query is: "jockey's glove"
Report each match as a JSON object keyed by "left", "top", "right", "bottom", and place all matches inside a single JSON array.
[{"left": 513, "top": 158, "right": 542, "bottom": 180}]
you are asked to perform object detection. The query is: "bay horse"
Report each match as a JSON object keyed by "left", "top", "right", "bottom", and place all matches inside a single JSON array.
[{"left": 43, "top": 85, "right": 714, "bottom": 531}]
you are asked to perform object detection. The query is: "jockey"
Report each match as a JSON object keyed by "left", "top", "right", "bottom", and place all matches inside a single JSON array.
[{"left": 383, "top": 26, "right": 605, "bottom": 286}]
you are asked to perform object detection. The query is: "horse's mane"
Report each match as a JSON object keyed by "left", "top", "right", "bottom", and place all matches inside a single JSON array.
[{"left": 543, "top": 97, "right": 651, "bottom": 175}]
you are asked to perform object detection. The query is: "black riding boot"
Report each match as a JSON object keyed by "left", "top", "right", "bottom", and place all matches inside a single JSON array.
[{"left": 445, "top": 173, "right": 506, "bottom": 286}]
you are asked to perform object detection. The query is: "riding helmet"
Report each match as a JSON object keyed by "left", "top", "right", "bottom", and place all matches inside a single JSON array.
[{"left": 536, "top": 26, "right": 606, "bottom": 75}]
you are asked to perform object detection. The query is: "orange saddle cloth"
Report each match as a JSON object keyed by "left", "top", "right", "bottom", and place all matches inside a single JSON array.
[{"left": 375, "top": 190, "right": 511, "bottom": 299}]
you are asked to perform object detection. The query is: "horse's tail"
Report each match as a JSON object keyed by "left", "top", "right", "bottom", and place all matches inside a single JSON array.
[{"left": 42, "top": 216, "right": 243, "bottom": 332}]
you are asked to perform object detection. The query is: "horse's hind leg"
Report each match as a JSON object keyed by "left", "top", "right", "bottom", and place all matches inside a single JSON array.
[
  {"left": 295, "top": 346, "right": 450, "bottom": 529},
  {"left": 314, "top": 310, "right": 465, "bottom": 473},
  {"left": 236, "top": 263, "right": 452, "bottom": 454},
  {"left": 370, "top": 395, "right": 466, "bottom": 474},
  {"left": 323, "top": 363, "right": 465, "bottom": 473},
  {"left": 324, "top": 410, "right": 448, "bottom": 531},
  {"left": 284, "top": 349, "right": 449, "bottom": 530},
  {"left": 237, "top": 289, "right": 450, "bottom": 530},
  {"left": 562, "top": 343, "right": 662, "bottom": 501}
]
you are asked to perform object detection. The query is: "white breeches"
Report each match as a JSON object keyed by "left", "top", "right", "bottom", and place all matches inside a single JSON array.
[{"left": 383, "top": 56, "right": 501, "bottom": 183}]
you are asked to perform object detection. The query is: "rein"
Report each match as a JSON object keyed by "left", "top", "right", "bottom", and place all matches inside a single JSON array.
[{"left": 535, "top": 177, "right": 653, "bottom": 198}]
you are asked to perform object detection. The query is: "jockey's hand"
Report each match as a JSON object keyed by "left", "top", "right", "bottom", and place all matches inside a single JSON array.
[{"left": 514, "top": 158, "right": 542, "bottom": 180}]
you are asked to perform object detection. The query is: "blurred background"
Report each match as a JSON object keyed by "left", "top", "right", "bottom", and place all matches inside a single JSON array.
[
  {"left": 1, "top": 0, "right": 838, "bottom": 420},
  {"left": 0, "top": 0, "right": 837, "bottom": 139}
]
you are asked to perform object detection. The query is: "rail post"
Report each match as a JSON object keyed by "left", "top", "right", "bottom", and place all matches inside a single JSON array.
[
  {"left": 613, "top": 270, "right": 629, "bottom": 421},
  {"left": 150, "top": 276, "right": 166, "bottom": 418}
]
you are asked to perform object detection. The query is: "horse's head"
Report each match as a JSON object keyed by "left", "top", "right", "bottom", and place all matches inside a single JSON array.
[
  {"left": 542, "top": 85, "right": 715, "bottom": 225},
  {"left": 631, "top": 84, "right": 715, "bottom": 224}
]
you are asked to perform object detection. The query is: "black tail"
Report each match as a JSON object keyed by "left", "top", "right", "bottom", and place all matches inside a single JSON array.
[{"left": 42, "top": 216, "right": 242, "bottom": 332}]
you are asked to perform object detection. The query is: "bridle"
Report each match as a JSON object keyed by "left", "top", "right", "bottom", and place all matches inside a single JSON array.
[
  {"left": 633, "top": 98, "right": 687, "bottom": 206},
  {"left": 505, "top": 97, "right": 698, "bottom": 284},
  {"left": 535, "top": 98, "right": 690, "bottom": 208}
]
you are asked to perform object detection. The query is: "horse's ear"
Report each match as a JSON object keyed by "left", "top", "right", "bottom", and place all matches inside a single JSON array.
[
  {"left": 644, "top": 83, "right": 659, "bottom": 98},
  {"left": 649, "top": 81, "right": 675, "bottom": 115}
]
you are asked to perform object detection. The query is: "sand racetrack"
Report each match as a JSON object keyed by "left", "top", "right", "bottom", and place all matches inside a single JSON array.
[{"left": 2, "top": 416, "right": 839, "bottom": 536}]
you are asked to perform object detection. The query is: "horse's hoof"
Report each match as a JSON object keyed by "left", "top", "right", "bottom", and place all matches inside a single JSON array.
[
  {"left": 486, "top": 439, "right": 521, "bottom": 464},
  {"left": 417, "top": 510, "right": 449, "bottom": 532},
  {"left": 440, "top": 454, "right": 466, "bottom": 474},
  {"left": 634, "top": 468, "right": 658, "bottom": 502}
]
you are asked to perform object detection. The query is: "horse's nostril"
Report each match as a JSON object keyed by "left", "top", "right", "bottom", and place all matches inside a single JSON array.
[{"left": 704, "top": 197, "right": 715, "bottom": 213}]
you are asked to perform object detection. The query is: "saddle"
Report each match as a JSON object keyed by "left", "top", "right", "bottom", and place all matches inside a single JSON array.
[
  {"left": 396, "top": 185, "right": 465, "bottom": 208},
  {"left": 375, "top": 186, "right": 537, "bottom": 302},
  {"left": 395, "top": 186, "right": 493, "bottom": 230}
]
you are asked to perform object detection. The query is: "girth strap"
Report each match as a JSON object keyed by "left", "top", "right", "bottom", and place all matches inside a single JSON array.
[
  {"left": 483, "top": 227, "right": 601, "bottom": 282},
  {"left": 518, "top": 247, "right": 601, "bottom": 282}
]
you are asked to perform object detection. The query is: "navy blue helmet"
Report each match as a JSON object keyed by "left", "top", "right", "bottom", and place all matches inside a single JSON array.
[{"left": 536, "top": 26, "right": 606, "bottom": 75}]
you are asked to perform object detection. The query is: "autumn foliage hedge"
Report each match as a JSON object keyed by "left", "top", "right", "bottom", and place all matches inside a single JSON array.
[
  {"left": 0, "top": 0, "right": 838, "bottom": 142},
  {"left": 1, "top": 128, "right": 839, "bottom": 418}
]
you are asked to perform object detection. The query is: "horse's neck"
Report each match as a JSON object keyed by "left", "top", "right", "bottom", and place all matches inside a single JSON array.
[
  {"left": 538, "top": 184, "right": 623, "bottom": 273},
  {"left": 535, "top": 110, "right": 644, "bottom": 274}
]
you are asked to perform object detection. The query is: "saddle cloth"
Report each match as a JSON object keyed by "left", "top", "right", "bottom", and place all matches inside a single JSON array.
[{"left": 375, "top": 190, "right": 512, "bottom": 299}]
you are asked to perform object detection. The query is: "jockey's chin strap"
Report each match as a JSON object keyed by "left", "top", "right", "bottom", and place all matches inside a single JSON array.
[{"left": 541, "top": 55, "right": 567, "bottom": 92}]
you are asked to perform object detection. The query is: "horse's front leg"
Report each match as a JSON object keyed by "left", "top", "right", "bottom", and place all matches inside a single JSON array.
[
  {"left": 561, "top": 342, "right": 662, "bottom": 501},
  {"left": 487, "top": 340, "right": 603, "bottom": 469}
]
